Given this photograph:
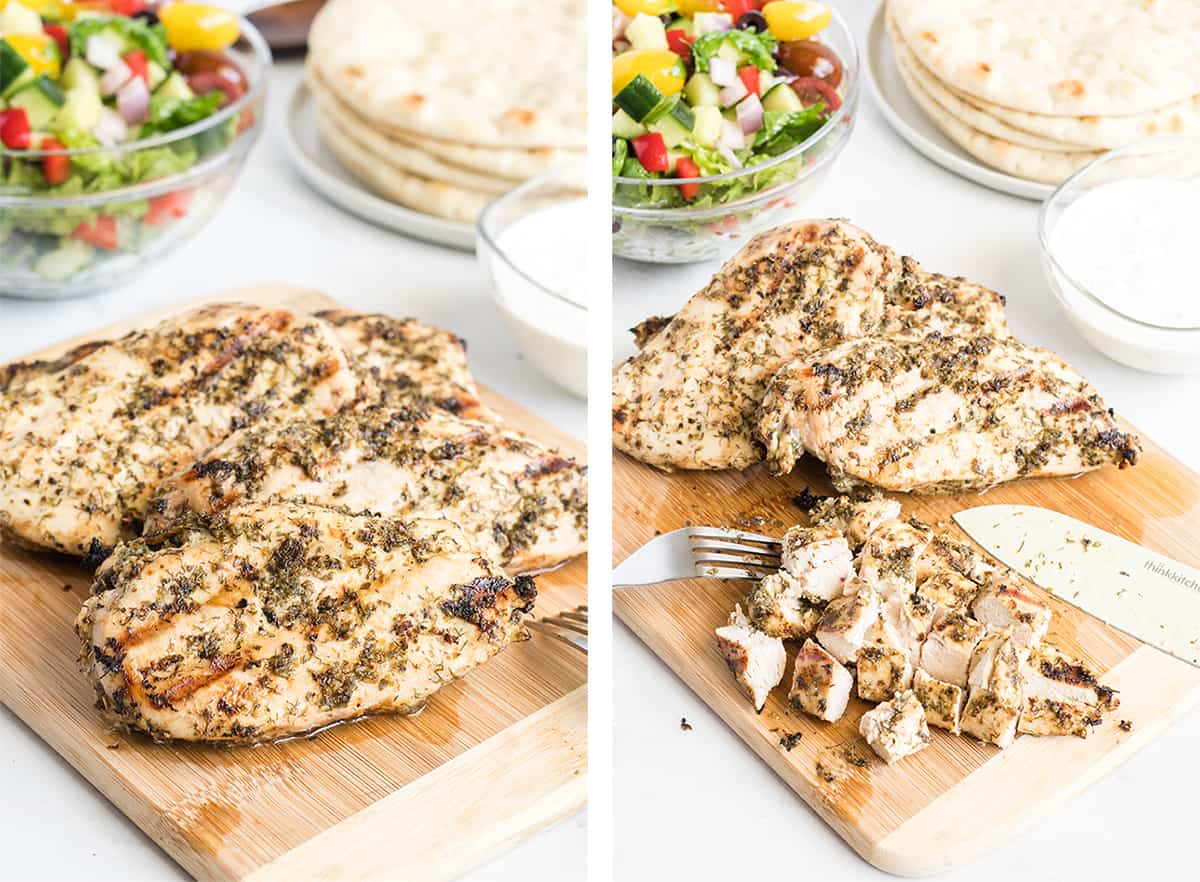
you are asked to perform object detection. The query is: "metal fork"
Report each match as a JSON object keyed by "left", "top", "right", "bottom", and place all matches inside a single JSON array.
[
  {"left": 527, "top": 605, "right": 588, "bottom": 653},
  {"left": 613, "top": 527, "right": 783, "bottom": 587}
]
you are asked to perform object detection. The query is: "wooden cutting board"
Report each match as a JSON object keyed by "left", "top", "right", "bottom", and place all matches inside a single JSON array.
[
  {"left": 614, "top": 431, "right": 1200, "bottom": 877},
  {"left": 0, "top": 286, "right": 587, "bottom": 882}
]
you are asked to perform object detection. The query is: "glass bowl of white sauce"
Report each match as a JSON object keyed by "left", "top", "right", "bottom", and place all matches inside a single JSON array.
[
  {"left": 477, "top": 164, "right": 587, "bottom": 398},
  {"left": 1039, "top": 136, "right": 1200, "bottom": 374}
]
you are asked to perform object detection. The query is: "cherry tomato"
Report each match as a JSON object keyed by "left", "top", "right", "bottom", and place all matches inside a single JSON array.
[
  {"left": 73, "top": 215, "right": 119, "bottom": 250},
  {"left": 186, "top": 69, "right": 245, "bottom": 106},
  {"left": 159, "top": 2, "right": 240, "bottom": 52},
  {"left": 612, "top": 49, "right": 686, "bottom": 97},
  {"left": 777, "top": 39, "right": 842, "bottom": 87},
  {"left": 677, "top": 0, "right": 721, "bottom": 12},
  {"left": 763, "top": 1, "right": 831, "bottom": 41},
  {"left": 40, "top": 137, "right": 70, "bottom": 184},
  {"left": 789, "top": 76, "right": 841, "bottom": 110},
  {"left": 613, "top": 0, "right": 672, "bottom": 15}
]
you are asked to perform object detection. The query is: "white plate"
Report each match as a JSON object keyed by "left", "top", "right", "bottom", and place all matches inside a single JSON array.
[
  {"left": 864, "top": 4, "right": 1053, "bottom": 202},
  {"left": 281, "top": 81, "right": 477, "bottom": 251}
]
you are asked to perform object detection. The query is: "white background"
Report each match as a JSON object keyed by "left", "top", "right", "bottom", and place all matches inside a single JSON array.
[
  {"left": 0, "top": 60, "right": 587, "bottom": 882},
  {"left": 612, "top": 1, "right": 1200, "bottom": 879}
]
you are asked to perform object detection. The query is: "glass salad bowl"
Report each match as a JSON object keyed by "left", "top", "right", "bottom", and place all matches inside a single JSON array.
[
  {"left": 0, "top": 17, "right": 270, "bottom": 300},
  {"left": 612, "top": 5, "right": 859, "bottom": 264}
]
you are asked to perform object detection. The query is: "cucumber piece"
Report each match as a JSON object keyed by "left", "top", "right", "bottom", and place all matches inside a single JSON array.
[
  {"left": 154, "top": 71, "right": 194, "bottom": 101},
  {"left": 692, "top": 105, "right": 723, "bottom": 146},
  {"left": 614, "top": 73, "right": 663, "bottom": 123},
  {"left": 716, "top": 42, "right": 741, "bottom": 64},
  {"left": 762, "top": 82, "right": 806, "bottom": 113},
  {"left": 34, "top": 238, "right": 94, "bottom": 282},
  {"left": 9, "top": 76, "right": 62, "bottom": 129},
  {"left": 146, "top": 60, "right": 167, "bottom": 90},
  {"left": 626, "top": 13, "right": 668, "bottom": 50},
  {"left": 612, "top": 107, "right": 646, "bottom": 139},
  {"left": 0, "top": 39, "right": 31, "bottom": 98},
  {"left": 57, "top": 85, "right": 101, "bottom": 131},
  {"left": 649, "top": 111, "right": 690, "bottom": 149},
  {"left": 643, "top": 93, "right": 693, "bottom": 129},
  {"left": 61, "top": 57, "right": 99, "bottom": 93},
  {"left": 683, "top": 72, "right": 719, "bottom": 108}
]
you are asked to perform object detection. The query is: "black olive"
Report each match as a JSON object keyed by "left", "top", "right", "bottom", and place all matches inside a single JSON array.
[
  {"left": 659, "top": 13, "right": 673, "bottom": 26},
  {"left": 737, "top": 10, "right": 768, "bottom": 32},
  {"left": 133, "top": 9, "right": 159, "bottom": 25},
  {"left": 612, "top": 219, "right": 621, "bottom": 233}
]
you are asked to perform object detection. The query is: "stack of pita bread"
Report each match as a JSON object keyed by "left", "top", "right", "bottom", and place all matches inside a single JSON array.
[
  {"left": 305, "top": 0, "right": 586, "bottom": 222},
  {"left": 886, "top": 0, "right": 1200, "bottom": 185}
]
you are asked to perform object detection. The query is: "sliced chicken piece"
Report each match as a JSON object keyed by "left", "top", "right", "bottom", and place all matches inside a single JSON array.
[
  {"left": 857, "top": 518, "right": 932, "bottom": 599},
  {"left": 808, "top": 489, "right": 902, "bottom": 548},
  {"left": 779, "top": 525, "right": 854, "bottom": 601},
  {"left": 917, "top": 571, "right": 981, "bottom": 616},
  {"left": 919, "top": 610, "right": 986, "bottom": 687},
  {"left": 1022, "top": 642, "right": 1118, "bottom": 711},
  {"left": 77, "top": 503, "right": 534, "bottom": 743},
  {"left": 715, "top": 605, "right": 787, "bottom": 712},
  {"left": 961, "top": 631, "right": 1025, "bottom": 748},
  {"left": 814, "top": 580, "right": 882, "bottom": 664},
  {"left": 612, "top": 220, "right": 901, "bottom": 472},
  {"left": 971, "top": 574, "right": 1052, "bottom": 648},
  {"left": 757, "top": 335, "right": 1140, "bottom": 490},
  {"left": 788, "top": 638, "right": 854, "bottom": 722},
  {"left": 880, "top": 590, "right": 936, "bottom": 660},
  {"left": 1019, "top": 696, "right": 1101, "bottom": 738},
  {"left": 857, "top": 619, "right": 914, "bottom": 703},
  {"left": 916, "top": 533, "right": 993, "bottom": 584},
  {"left": 859, "top": 690, "right": 932, "bottom": 764},
  {"left": 315, "top": 309, "right": 496, "bottom": 422},
  {"left": 745, "top": 572, "right": 825, "bottom": 639},
  {"left": 144, "top": 406, "right": 587, "bottom": 574},
  {"left": 0, "top": 304, "right": 358, "bottom": 558},
  {"left": 913, "top": 669, "right": 964, "bottom": 735},
  {"left": 880, "top": 257, "right": 1009, "bottom": 341}
]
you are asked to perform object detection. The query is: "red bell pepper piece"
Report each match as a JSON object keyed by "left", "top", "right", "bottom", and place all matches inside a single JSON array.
[
  {"left": 631, "top": 132, "right": 669, "bottom": 173},
  {"left": 73, "top": 216, "right": 119, "bottom": 250},
  {"left": 738, "top": 65, "right": 760, "bottom": 96},
  {"left": 44, "top": 24, "right": 69, "bottom": 57},
  {"left": 109, "top": 0, "right": 146, "bottom": 15},
  {"left": 123, "top": 50, "right": 149, "bottom": 84},
  {"left": 144, "top": 189, "right": 193, "bottom": 226},
  {"left": 0, "top": 108, "right": 32, "bottom": 150},
  {"left": 674, "top": 156, "right": 701, "bottom": 201},
  {"left": 666, "top": 29, "right": 692, "bottom": 58},
  {"left": 40, "top": 137, "right": 70, "bottom": 185},
  {"left": 721, "top": 0, "right": 754, "bottom": 19}
]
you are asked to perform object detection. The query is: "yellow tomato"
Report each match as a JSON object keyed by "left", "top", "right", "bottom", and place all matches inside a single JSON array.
[
  {"left": 4, "top": 33, "right": 60, "bottom": 77},
  {"left": 612, "top": 49, "right": 686, "bottom": 97},
  {"left": 763, "top": 1, "right": 831, "bottom": 41},
  {"left": 14, "top": 0, "right": 74, "bottom": 20},
  {"left": 160, "top": 2, "right": 240, "bottom": 52},
  {"left": 614, "top": 0, "right": 672, "bottom": 16},
  {"left": 676, "top": 0, "right": 721, "bottom": 12}
]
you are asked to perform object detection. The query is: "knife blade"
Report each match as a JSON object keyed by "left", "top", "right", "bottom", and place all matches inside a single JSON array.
[{"left": 953, "top": 504, "right": 1200, "bottom": 669}]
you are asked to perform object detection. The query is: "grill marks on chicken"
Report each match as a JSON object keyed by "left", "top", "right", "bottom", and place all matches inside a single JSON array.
[
  {"left": 758, "top": 335, "right": 1140, "bottom": 492},
  {"left": 77, "top": 503, "right": 536, "bottom": 743},
  {"left": 613, "top": 219, "right": 1013, "bottom": 473},
  {"left": 0, "top": 305, "right": 358, "bottom": 557},
  {"left": 145, "top": 405, "right": 588, "bottom": 574}
]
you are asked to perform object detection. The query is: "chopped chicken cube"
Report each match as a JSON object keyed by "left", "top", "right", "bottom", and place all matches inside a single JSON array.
[
  {"left": 789, "top": 638, "right": 854, "bottom": 722},
  {"left": 916, "top": 533, "right": 992, "bottom": 584},
  {"left": 1022, "top": 641, "right": 1118, "bottom": 711},
  {"left": 961, "top": 631, "right": 1025, "bottom": 748},
  {"left": 715, "top": 605, "right": 787, "bottom": 712},
  {"left": 859, "top": 690, "right": 932, "bottom": 764},
  {"left": 918, "top": 610, "right": 985, "bottom": 686},
  {"left": 1019, "top": 696, "right": 1100, "bottom": 738},
  {"left": 815, "top": 580, "right": 882, "bottom": 664},
  {"left": 745, "top": 572, "right": 824, "bottom": 639},
  {"left": 857, "top": 620, "right": 914, "bottom": 702},
  {"left": 857, "top": 518, "right": 933, "bottom": 599},
  {"left": 810, "top": 489, "right": 902, "bottom": 548},
  {"left": 880, "top": 591, "right": 936, "bottom": 660},
  {"left": 913, "top": 669, "right": 964, "bottom": 735},
  {"left": 970, "top": 574, "right": 1052, "bottom": 648},
  {"left": 916, "top": 571, "right": 981, "bottom": 615},
  {"left": 779, "top": 525, "right": 854, "bottom": 601}
]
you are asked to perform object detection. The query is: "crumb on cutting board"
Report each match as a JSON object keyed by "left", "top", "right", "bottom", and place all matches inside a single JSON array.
[
  {"left": 680, "top": 717, "right": 693, "bottom": 732},
  {"left": 1119, "top": 719, "right": 1133, "bottom": 732}
]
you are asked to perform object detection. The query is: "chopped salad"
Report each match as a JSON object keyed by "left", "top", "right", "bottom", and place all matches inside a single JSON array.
[
  {"left": 0, "top": 0, "right": 251, "bottom": 281},
  {"left": 612, "top": 0, "right": 845, "bottom": 209}
]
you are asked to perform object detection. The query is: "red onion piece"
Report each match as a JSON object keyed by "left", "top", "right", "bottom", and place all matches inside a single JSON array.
[
  {"left": 117, "top": 76, "right": 150, "bottom": 126},
  {"left": 716, "top": 143, "right": 743, "bottom": 169},
  {"left": 612, "top": 6, "right": 630, "bottom": 41},
  {"left": 719, "top": 79, "right": 748, "bottom": 108},
  {"left": 85, "top": 34, "right": 122, "bottom": 70},
  {"left": 708, "top": 57, "right": 736, "bottom": 87},
  {"left": 93, "top": 108, "right": 129, "bottom": 146},
  {"left": 719, "top": 118, "right": 746, "bottom": 150},
  {"left": 736, "top": 92, "right": 764, "bottom": 133},
  {"left": 694, "top": 12, "right": 733, "bottom": 35},
  {"left": 100, "top": 62, "right": 132, "bottom": 97}
]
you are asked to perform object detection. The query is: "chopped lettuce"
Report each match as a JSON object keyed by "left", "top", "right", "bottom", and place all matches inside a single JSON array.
[
  {"left": 68, "top": 16, "right": 170, "bottom": 68},
  {"left": 754, "top": 106, "right": 826, "bottom": 156},
  {"left": 612, "top": 137, "right": 628, "bottom": 177},
  {"left": 140, "top": 91, "right": 225, "bottom": 137},
  {"left": 691, "top": 29, "right": 778, "bottom": 73}
]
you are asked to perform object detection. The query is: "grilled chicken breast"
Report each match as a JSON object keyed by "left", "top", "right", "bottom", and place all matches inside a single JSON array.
[
  {"left": 814, "top": 580, "right": 882, "bottom": 664},
  {"left": 745, "top": 571, "right": 825, "bottom": 639},
  {"left": 808, "top": 489, "right": 901, "bottom": 548},
  {"left": 789, "top": 638, "right": 854, "bottom": 722},
  {"left": 144, "top": 405, "right": 587, "bottom": 574},
  {"left": 0, "top": 304, "right": 358, "bottom": 558},
  {"left": 77, "top": 503, "right": 535, "bottom": 743},
  {"left": 779, "top": 525, "right": 854, "bottom": 601},
  {"left": 715, "top": 605, "right": 787, "bottom": 712},
  {"left": 859, "top": 690, "right": 931, "bottom": 764},
  {"left": 612, "top": 220, "right": 1010, "bottom": 472},
  {"left": 913, "top": 668, "right": 964, "bottom": 735},
  {"left": 758, "top": 334, "right": 1140, "bottom": 491},
  {"left": 315, "top": 309, "right": 496, "bottom": 422}
]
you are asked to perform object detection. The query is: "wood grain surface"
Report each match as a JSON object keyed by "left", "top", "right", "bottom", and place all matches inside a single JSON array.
[
  {"left": 613, "top": 431, "right": 1200, "bottom": 876},
  {"left": 0, "top": 286, "right": 587, "bottom": 882}
]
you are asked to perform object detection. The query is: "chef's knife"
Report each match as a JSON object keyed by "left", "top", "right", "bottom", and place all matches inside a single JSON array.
[{"left": 953, "top": 504, "right": 1200, "bottom": 669}]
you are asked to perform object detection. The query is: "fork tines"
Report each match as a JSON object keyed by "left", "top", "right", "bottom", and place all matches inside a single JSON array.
[
  {"left": 688, "top": 527, "right": 782, "bottom": 580},
  {"left": 527, "top": 605, "right": 588, "bottom": 653}
]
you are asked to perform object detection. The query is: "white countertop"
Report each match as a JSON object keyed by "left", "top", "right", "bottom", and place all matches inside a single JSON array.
[
  {"left": 0, "top": 60, "right": 586, "bottom": 882},
  {"left": 613, "top": 1, "right": 1200, "bottom": 878}
]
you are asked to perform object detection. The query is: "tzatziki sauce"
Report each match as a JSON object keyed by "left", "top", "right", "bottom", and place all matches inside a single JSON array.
[{"left": 1049, "top": 178, "right": 1200, "bottom": 329}]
